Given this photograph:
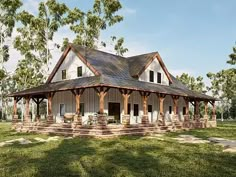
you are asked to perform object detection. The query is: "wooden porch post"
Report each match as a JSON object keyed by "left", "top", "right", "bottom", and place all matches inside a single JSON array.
[
  {"left": 172, "top": 95, "right": 180, "bottom": 122},
  {"left": 194, "top": 100, "right": 200, "bottom": 121},
  {"left": 140, "top": 91, "right": 150, "bottom": 124},
  {"left": 94, "top": 87, "right": 110, "bottom": 126},
  {"left": 47, "top": 92, "right": 55, "bottom": 123},
  {"left": 24, "top": 96, "right": 31, "bottom": 123},
  {"left": 183, "top": 97, "right": 190, "bottom": 128},
  {"left": 157, "top": 93, "right": 166, "bottom": 126},
  {"left": 212, "top": 101, "right": 216, "bottom": 121},
  {"left": 32, "top": 97, "right": 44, "bottom": 122},
  {"left": 71, "top": 88, "right": 85, "bottom": 125},
  {"left": 12, "top": 97, "right": 21, "bottom": 123},
  {"left": 204, "top": 101, "right": 208, "bottom": 118},
  {"left": 120, "top": 89, "right": 132, "bottom": 126}
]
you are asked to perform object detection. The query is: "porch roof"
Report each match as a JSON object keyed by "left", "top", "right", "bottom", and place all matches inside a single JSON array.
[{"left": 9, "top": 75, "right": 218, "bottom": 101}]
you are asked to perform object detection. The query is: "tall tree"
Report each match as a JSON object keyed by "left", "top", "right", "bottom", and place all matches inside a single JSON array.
[
  {"left": 176, "top": 73, "right": 206, "bottom": 93},
  {"left": 63, "top": 0, "right": 123, "bottom": 49},
  {"left": 207, "top": 45, "right": 236, "bottom": 119},
  {"left": 0, "top": 0, "right": 22, "bottom": 119},
  {"left": 14, "top": 0, "right": 68, "bottom": 90}
]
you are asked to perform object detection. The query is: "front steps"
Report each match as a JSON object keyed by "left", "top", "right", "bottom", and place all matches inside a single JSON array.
[{"left": 14, "top": 122, "right": 184, "bottom": 138}]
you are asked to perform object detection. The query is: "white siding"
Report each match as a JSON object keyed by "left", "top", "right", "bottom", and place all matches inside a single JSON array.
[
  {"left": 51, "top": 50, "right": 95, "bottom": 82},
  {"left": 52, "top": 89, "right": 185, "bottom": 124},
  {"left": 139, "top": 57, "right": 169, "bottom": 85}
]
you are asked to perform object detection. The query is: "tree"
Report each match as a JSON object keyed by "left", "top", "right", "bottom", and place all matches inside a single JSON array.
[
  {"left": 0, "top": 0, "right": 22, "bottom": 119},
  {"left": 176, "top": 73, "right": 206, "bottom": 93},
  {"left": 14, "top": 0, "right": 68, "bottom": 90},
  {"left": 228, "top": 45, "right": 236, "bottom": 65},
  {"left": 63, "top": 0, "right": 124, "bottom": 49},
  {"left": 207, "top": 45, "right": 236, "bottom": 119}
]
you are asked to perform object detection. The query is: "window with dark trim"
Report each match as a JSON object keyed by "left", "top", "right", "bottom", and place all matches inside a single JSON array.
[
  {"left": 183, "top": 107, "right": 186, "bottom": 115},
  {"left": 62, "top": 70, "right": 66, "bottom": 80},
  {"left": 148, "top": 105, "right": 152, "bottom": 112},
  {"left": 157, "top": 72, "right": 161, "bottom": 83},
  {"left": 134, "top": 104, "right": 139, "bottom": 116},
  {"left": 149, "top": 70, "right": 154, "bottom": 82},
  {"left": 169, "top": 106, "right": 172, "bottom": 114},
  {"left": 128, "top": 103, "right": 131, "bottom": 115},
  {"left": 77, "top": 66, "right": 82, "bottom": 77},
  {"left": 80, "top": 103, "right": 84, "bottom": 116},
  {"left": 60, "top": 104, "right": 65, "bottom": 116}
]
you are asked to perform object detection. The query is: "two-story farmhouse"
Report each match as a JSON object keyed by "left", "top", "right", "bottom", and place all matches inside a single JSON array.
[{"left": 10, "top": 44, "right": 218, "bottom": 137}]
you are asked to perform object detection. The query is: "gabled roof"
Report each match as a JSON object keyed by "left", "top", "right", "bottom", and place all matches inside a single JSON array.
[
  {"left": 127, "top": 52, "right": 173, "bottom": 83},
  {"left": 10, "top": 44, "right": 218, "bottom": 101}
]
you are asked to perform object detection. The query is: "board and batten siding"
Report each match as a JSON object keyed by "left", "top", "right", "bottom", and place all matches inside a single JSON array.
[
  {"left": 51, "top": 50, "right": 95, "bottom": 82},
  {"left": 139, "top": 57, "right": 169, "bottom": 85},
  {"left": 52, "top": 89, "right": 185, "bottom": 124}
]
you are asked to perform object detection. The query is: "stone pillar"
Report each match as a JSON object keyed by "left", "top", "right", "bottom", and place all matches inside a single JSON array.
[
  {"left": 47, "top": 92, "right": 54, "bottom": 124},
  {"left": 24, "top": 96, "right": 31, "bottom": 123},
  {"left": 120, "top": 89, "right": 132, "bottom": 126},
  {"left": 140, "top": 91, "right": 150, "bottom": 124},
  {"left": 94, "top": 87, "right": 110, "bottom": 126},
  {"left": 157, "top": 94, "right": 166, "bottom": 126}
]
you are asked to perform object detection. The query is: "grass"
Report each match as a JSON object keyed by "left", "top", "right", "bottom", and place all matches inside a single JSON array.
[{"left": 0, "top": 122, "right": 235, "bottom": 177}]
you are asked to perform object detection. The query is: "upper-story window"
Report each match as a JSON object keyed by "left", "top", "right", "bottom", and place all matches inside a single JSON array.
[
  {"left": 77, "top": 66, "right": 82, "bottom": 77},
  {"left": 157, "top": 72, "right": 161, "bottom": 84},
  {"left": 62, "top": 69, "right": 66, "bottom": 80},
  {"left": 149, "top": 70, "right": 154, "bottom": 82}
]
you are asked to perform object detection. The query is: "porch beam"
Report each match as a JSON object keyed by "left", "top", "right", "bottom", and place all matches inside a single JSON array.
[
  {"left": 204, "top": 101, "right": 208, "bottom": 116},
  {"left": 47, "top": 92, "right": 55, "bottom": 123},
  {"left": 24, "top": 96, "right": 30, "bottom": 123},
  {"left": 172, "top": 95, "right": 179, "bottom": 115},
  {"left": 183, "top": 97, "right": 190, "bottom": 115}
]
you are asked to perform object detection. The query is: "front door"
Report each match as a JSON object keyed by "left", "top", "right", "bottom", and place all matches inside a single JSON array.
[{"left": 108, "top": 102, "right": 120, "bottom": 123}]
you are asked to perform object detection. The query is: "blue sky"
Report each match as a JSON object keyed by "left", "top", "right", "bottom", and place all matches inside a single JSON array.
[{"left": 6, "top": 0, "right": 236, "bottom": 84}]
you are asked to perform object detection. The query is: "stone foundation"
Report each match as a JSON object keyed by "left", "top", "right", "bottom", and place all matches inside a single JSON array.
[
  {"left": 73, "top": 114, "right": 82, "bottom": 125},
  {"left": 12, "top": 115, "right": 19, "bottom": 124},
  {"left": 194, "top": 115, "right": 200, "bottom": 121},
  {"left": 207, "top": 120, "right": 217, "bottom": 128},
  {"left": 183, "top": 115, "right": 190, "bottom": 128},
  {"left": 122, "top": 115, "right": 130, "bottom": 126},
  {"left": 212, "top": 115, "right": 216, "bottom": 121},
  {"left": 47, "top": 115, "right": 54, "bottom": 124},
  {"left": 157, "top": 115, "right": 165, "bottom": 126},
  {"left": 35, "top": 115, "right": 41, "bottom": 122},
  {"left": 141, "top": 115, "right": 149, "bottom": 124},
  {"left": 97, "top": 114, "right": 107, "bottom": 126},
  {"left": 24, "top": 115, "right": 31, "bottom": 124}
]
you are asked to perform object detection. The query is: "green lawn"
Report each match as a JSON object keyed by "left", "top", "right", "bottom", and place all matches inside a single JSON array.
[{"left": 0, "top": 122, "right": 236, "bottom": 177}]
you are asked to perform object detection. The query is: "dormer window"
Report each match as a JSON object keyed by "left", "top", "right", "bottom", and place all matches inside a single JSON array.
[
  {"left": 149, "top": 70, "right": 154, "bottom": 82},
  {"left": 62, "top": 70, "right": 66, "bottom": 80},
  {"left": 157, "top": 72, "right": 161, "bottom": 84},
  {"left": 77, "top": 66, "right": 82, "bottom": 77}
]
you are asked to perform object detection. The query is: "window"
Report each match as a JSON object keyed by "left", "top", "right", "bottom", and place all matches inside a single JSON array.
[
  {"left": 148, "top": 105, "right": 152, "bottom": 112},
  {"left": 77, "top": 66, "right": 82, "bottom": 77},
  {"left": 149, "top": 70, "right": 154, "bottom": 82},
  {"left": 60, "top": 104, "right": 65, "bottom": 116},
  {"left": 183, "top": 107, "right": 186, "bottom": 115},
  {"left": 169, "top": 106, "right": 172, "bottom": 114},
  {"left": 157, "top": 72, "right": 161, "bottom": 83},
  {"left": 128, "top": 103, "right": 131, "bottom": 115},
  {"left": 134, "top": 104, "right": 139, "bottom": 116},
  {"left": 80, "top": 103, "right": 84, "bottom": 116},
  {"left": 62, "top": 70, "right": 66, "bottom": 80}
]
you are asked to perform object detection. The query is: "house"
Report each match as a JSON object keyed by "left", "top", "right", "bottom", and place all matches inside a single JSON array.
[{"left": 10, "top": 44, "right": 218, "bottom": 137}]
